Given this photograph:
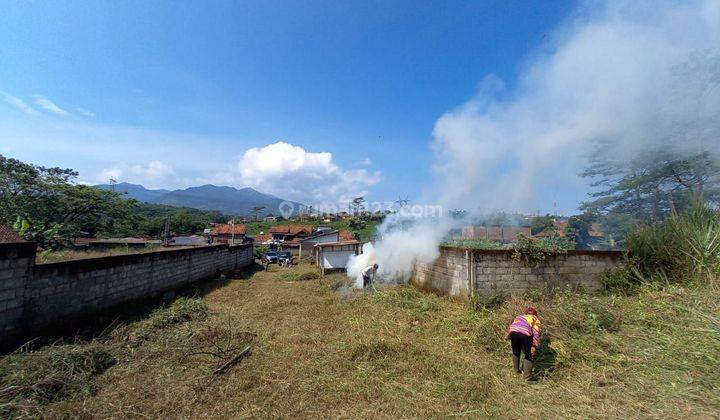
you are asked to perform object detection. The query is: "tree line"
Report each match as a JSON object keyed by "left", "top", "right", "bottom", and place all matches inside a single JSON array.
[{"left": 0, "top": 155, "right": 226, "bottom": 249}]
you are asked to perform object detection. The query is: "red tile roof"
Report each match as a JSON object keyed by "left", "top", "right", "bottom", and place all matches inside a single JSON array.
[
  {"left": 211, "top": 223, "right": 247, "bottom": 235},
  {"left": 256, "top": 234, "right": 272, "bottom": 243},
  {"left": 338, "top": 229, "right": 355, "bottom": 241},
  {"left": 589, "top": 222, "right": 604, "bottom": 237},
  {"left": 0, "top": 224, "right": 24, "bottom": 243},
  {"left": 268, "top": 225, "right": 313, "bottom": 235},
  {"left": 553, "top": 220, "right": 569, "bottom": 236}
]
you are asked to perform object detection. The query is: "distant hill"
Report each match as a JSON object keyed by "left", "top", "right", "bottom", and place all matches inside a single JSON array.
[
  {"left": 96, "top": 182, "right": 303, "bottom": 216},
  {"left": 96, "top": 182, "right": 171, "bottom": 202}
]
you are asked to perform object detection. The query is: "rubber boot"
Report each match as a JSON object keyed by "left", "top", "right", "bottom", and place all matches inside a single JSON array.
[
  {"left": 512, "top": 355, "right": 521, "bottom": 374},
  {"left": 523, "top": 359, "right": 537, "bottom": 384}
]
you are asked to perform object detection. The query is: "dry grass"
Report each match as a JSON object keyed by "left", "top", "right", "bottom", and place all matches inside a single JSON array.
[
  {"left": 2, "top": 261, "right": 719, "bottom": 418},
  {"left": 35, "top": 245, "right": 194, "bottom": 264}
]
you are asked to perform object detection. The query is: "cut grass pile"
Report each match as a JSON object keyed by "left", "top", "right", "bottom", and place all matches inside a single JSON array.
[
  {"left": 0, "top": 343, "right": 115, "bottom": 418},
  {"left": 1, "top": 264, "right": 718, "bottom": 418}
]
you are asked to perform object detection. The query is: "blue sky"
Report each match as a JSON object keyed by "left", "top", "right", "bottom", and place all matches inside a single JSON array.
[{"left": 3, "top": 1, "right": 714, "bottom": 214}]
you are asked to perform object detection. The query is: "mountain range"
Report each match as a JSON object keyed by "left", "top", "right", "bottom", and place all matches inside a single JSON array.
[{"left": 96, "top": 183, "right": 304, "bottom": 216}]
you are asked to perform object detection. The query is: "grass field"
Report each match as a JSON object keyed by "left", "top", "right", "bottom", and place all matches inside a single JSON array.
[{"left": 1, "top": 262, "right": 718, "bottom": 418}]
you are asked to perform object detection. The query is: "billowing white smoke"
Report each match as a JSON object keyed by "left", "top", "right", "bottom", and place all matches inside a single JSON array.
[
  {"left": 348, "top": 0, "right": 720, "bottom": 286},
  {"left": 433, "top": 0, "right": 720, "bottom": 211},
  {"left": 346, "top": 214, "right": 460, "bottom": 287}
]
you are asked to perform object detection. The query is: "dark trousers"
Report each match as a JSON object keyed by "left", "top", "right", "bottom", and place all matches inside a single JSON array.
[
  {"left": 363, "top": 274, "right": 371, "bottom": 287},
  {"left": 509, "top": 331, "right": 533, "bottom": 361}
]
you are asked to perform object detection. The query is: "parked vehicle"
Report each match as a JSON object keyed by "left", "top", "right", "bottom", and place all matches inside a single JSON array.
[
  {"left": 278, "top": 251, "right": 293, "bottom": 267},
  {"left": 263, "top": 251, "right": 278, "bottom": 263}
]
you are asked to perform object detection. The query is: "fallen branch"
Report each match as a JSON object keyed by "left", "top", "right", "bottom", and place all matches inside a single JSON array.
[{"left": 213, "top": 345, "right": 251, "bottom": 375}]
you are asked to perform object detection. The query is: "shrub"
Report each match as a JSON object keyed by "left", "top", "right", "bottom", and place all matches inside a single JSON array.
[
  {"left": 148, "top": 297, "right": 209, "bottom": 329},
  {"left": 626, "top": 201, "right": 720, "bottom": 286},
  {"left": 511, "top": 234, "right": 574, "bottom": 267}
]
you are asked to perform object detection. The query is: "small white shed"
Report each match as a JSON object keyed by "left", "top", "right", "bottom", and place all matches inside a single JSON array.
[
  {"left": 299, "top": 230, "right": 340, "bottom": 258},
  {"left": 314, "top": 241, "right": 361, "bottom": 275}
]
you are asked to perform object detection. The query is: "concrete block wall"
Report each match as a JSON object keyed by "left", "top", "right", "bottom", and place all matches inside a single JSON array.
[
  {"left": 0, "top": 243, "right": 36, "bottom": 339},
  {"left": 412, "top": 247, "right": 471, "bottom": 297},
  {"left": 412, "top": 246, "right": 623, "bottom": 299},
  {"left": 0, "top": 243, "right": 253, "bottom": 345}
]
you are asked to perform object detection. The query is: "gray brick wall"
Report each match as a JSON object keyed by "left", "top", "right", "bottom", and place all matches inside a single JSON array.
[
  {"left": 412, "top": 246, "right": 623, "bottom": 299},
  {"left": 0, "top": 243, "right": 254, "bottom": 345},
  {"left": 0, "top": 243, "right": 36, "bottom": 339}
]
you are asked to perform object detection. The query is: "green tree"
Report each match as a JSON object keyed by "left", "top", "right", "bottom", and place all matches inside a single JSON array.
[
  {"left": 581, "top": 148, "right": 720, "bottom": 221},
  {"left": 0, "top": 155, "right": 134, "bottom": 248},
  {"left": 350, "top": 197, "right": 365, "bottom": 215},
  {"left": 530, "top": 215, "right": 555, "bottom": 235}
]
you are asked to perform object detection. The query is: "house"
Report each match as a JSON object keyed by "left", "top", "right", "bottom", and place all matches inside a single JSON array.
[
  {"left": 170, "top": 235, "right": 209, "bottom": 246},
  {"left": 339, "top": 230, "right": 355, "bottom": 241},
  {"left": 264, "top": 216, "right": 278, "bottom": 223},
  {"left": 268, "top": 225, "right": 313, "bottom": 242},
  {"left": 534, "top": 219, "right": 604, "bottom": 239},
  {"left": 323, "top": 214, "right": 340, "bottom": 222},
  {"left": 0, "top": 224, "right": 23, "bottom": 243},
  {"left": 299, "top": 229, "right": 341, "bottom": 258},
  {"left": 461, "top": 226, "right": 532, "bottom": 243},
  {"left": 589, "top": 222, "right": 604, "bottom": 237},
  {"left": 209, "top": 222, "right": 247, "bottom": 245}
]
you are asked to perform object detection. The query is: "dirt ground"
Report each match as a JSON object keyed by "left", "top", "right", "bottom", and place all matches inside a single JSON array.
[{"left": 12, "top": 261, "right": 720, "bottom": 418}]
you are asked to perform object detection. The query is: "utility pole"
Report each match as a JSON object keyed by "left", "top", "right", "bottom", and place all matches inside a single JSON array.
[
  {"left": 230, "top": 218, "right": 235, "bottom": 245},
  {"left": 162, "top": 218, "right": 171, "bottom": 246}
]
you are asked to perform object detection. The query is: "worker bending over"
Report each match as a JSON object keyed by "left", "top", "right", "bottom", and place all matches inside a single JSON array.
[
  {"left": 361, "top": 264, "right": 378, "bottom": 288},
  {"left": 507, "top": 307, "right": 541, "bottom": 383}
]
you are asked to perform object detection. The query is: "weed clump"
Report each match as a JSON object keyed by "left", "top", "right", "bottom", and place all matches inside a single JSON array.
[
  {"left": 511, "top": 234, "right": 574, "bottom": 267},
  {"left": 148, "top": 297, "right": 208, "bottom": 329},
  {"left": 0, "top": 342, "right": 115, "bottom": 417}
]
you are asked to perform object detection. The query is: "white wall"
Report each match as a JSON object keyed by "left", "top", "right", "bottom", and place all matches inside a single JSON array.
[
  {"left": 322, "top": 249, "right": 355, "bottom": 269},
  {"left": 300, "top": 231, "right": 340, "bottom": 257}
]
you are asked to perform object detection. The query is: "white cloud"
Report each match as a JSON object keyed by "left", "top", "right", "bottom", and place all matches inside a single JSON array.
[
  {"left": 131, "top": 160, "right": 175, "bottom": 180},
  {"left": 236, "top": 141, "right": 380, "bottom": 205},
  {"left": 33, "top": 95, "right": 71, "bottom": 116},
  {"left": 431, "top": 0, "right": 720, "bottom": 213},
  {"left": 95, "top": 161, "right": 176, "bottom": 188},
  {"left": 99, "top": 167, "right": 123, "bottom": 182},
  {"left": 1, "top": 91, "right": 39, "bottom": 115},
  {"left": 361, "top": 157, "right": 372, "bottom": 165}
]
